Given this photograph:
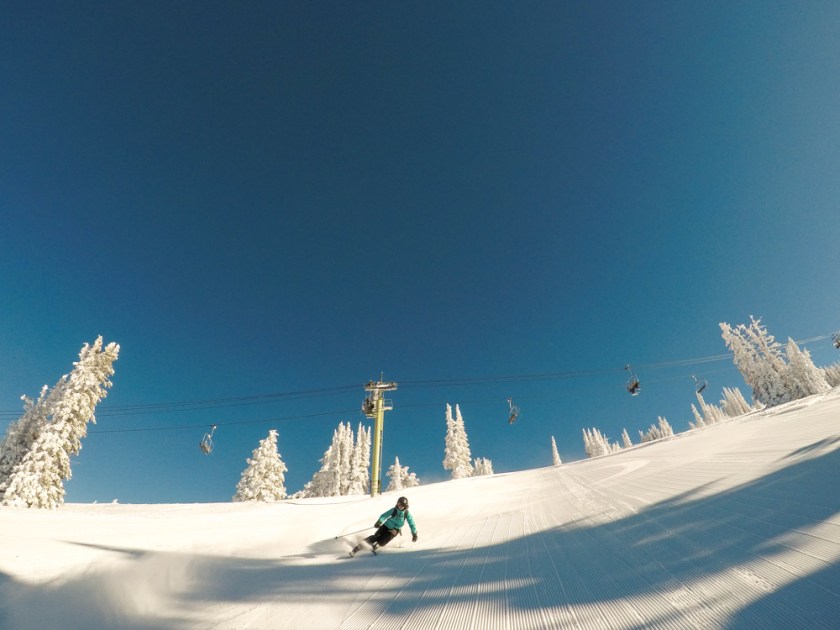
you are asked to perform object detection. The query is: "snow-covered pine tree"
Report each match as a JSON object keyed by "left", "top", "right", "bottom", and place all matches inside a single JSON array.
[
  {"left": 583, "top": 428, "right": 610, "bottom": 457},
  {"left": 346, "top": 422, "right": 371, "bottom": 495},
  {"left": 385, "top": 456, "right": 420, "bottom": 491},
  {"left": 301, "top": 426, "right": 341, "bottom": 498},
  {"left": 443, "top": 404, "right": 473, "bottom": 479},
  {"left": 690, "top": 404, "right": 706, "bottom": 430},
  {"left": 472, "top": 457, "right": 494, "bottom": 476},
  {"left": 723, "top": 318, "right": 831, "bottom": 406},
  {"left": 721, "top": 321, "right": 766, "bottom": 406},
  {"left": 823, "top": 362, "right": 840, "bottom": 388},
  {"left": 721, "top": 387, "right": 753, "bottom": 416},
  {"left": 2, "top": 337, "right": 119, "bottom": 509},
  {"left": 551, "top": 436, "right": 562, "bottom": 466},
  {"left": 696, "top": 391, "right": 725, "bottom": 424},
  {"left": 454, "top": 405, "right": 474, "bottom": 476},
  {"left": 338, "top": 421, "right": 353, "bottom": 496},
  {"left": 621, "top": 429, "right": 633, "bottom": 449},
  {"left": 582, "top": 428, "right": 592, "bottom": 457},
  {"left": 785, "top": 338, "right": 830, "bottom": 398},
  {"left": 233, "top": 429, "right": 288, "bottom": 502},
  {"left": 583, "top": 428, "right": 596, "bottom": 457},
  {"left": 658, "top": 416, "right": 674, "bottom": 437},
  {"left": 301, "top": 421, "right": 370, "bottom": 498},
  {"left": 443, "top": 403, "right": 456, "bottom": 468},
  {"left": 639, "top": 424, "right": 662, "bottom": 443},
  {"left": 742, "top": 317, "right": 790, "bottom": 407},
  {"left": 385, "top": 456, "right": 405, "bottom": 491},
  {"left": 403, "top": 469, "right": 420, "bottom": 488},
  {"left": 0, "top": 385, "right": 58, "bottom": 500}
]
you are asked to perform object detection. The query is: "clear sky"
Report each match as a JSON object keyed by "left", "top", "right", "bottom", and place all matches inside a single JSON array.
[{"left": 2, "top": 2, "right": 839, "bottom": 503}]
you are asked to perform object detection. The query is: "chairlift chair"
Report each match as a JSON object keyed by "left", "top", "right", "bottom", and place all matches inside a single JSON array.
[
  {"left": 507, "top": 397, "right": 520, "bottom": 424},
  {"left": 625, "top": 365, "right": 641, "bottom": 396},
  {"left": 199, "top": 425, "right": 217, "bottom": 454},
  {"left": 833, "top": 333, "right": 840, "bottom": 349},
  {"left": 692, "top": 374, "right": 708, "bottom": 394}
]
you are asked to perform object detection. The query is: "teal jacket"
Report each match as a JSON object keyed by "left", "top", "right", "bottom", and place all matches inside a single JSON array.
[{"left": 377, "top": 507, "right": 417, "bottom": 535}]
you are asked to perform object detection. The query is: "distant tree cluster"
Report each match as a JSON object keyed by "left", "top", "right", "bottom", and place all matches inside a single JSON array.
[
  {"left": 472, "top": 457, "right": 494, "bottom": 476},
  {"left": 385, "top": 456, "right": 420, "bottom": 491},
  {"left": 443, "top": 404, "right": 494, "bottom": 478},
  {"left": 689, "top": 388, "right": 754, "bottom": 429},
  {"left": 296, "top": 422, "right": 372, "bottom": 498},
  {"left": 721, "top": 317, "right": 830, "bottom": 408},
  {"left": 824, "top": 362, "right": 840, "bottom": 388},
  {"left": 638, "top": 417, "right": 674, "bottom": 443},
  {"left": 582, "top": 427, "right": 622, "bottom": 457},
  {"left": 233, "top": 429, "right": 288, "bottom": 502},
  {"left": 0, "top": 337, "right": 120, "bottom": 509}
]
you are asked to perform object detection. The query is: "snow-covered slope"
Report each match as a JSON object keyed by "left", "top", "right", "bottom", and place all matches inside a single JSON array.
[{"left": 3, "top": 391, "right": 840, "bottom": 629}]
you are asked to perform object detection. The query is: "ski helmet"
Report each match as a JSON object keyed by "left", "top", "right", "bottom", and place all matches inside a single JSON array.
[{"left": 397, "top": 496, "right": 408, "bottom": 509}]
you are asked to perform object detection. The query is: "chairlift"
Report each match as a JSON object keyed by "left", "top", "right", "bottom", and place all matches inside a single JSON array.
[
  {"left": 507, "top": 397, "right": 520, "bottom": 424},
  {"left": 833, "top": 332, "right": 840, "bottom": 349},
  {"left": 625, "top": 365, "right": 641, "bottom": 396},
  {"left": 199, "top": 425, "right": 217, "bottom": 454},
  {"left": 692, "top": 374, "right": 708, "bottom": 394}
]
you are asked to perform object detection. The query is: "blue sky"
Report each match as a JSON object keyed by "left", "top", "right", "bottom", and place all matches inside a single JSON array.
[{"left": 2, "top": 2, "right": 839, "bottom": 503}]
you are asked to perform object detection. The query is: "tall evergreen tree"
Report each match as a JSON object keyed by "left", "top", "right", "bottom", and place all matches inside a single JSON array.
[
  {"left": 338, "top": 422, "right": 353, "bottom": 495},
  {"left": 743, "top": 317, "right": 790, "bottom": 407},
  {"left": 443, "top": 404, "right": 457, "bottom": 475},
  {"left": 303, "top": 425, "right": 343, "bottom": 498},
  {"left": 785, "top": 338, "right": 830, "bottom": 398},
  {"left": 721, "top": 321, "right": 765, "bottom": 405},
  {"left": 689, "top": 404, "right": 706, "bottom": 430},
  {"left": 551, "top": 436, "right": 562, "bottom": 466},
  {"left": 583, "top": 428, "right": 609, "bottom": 457},
  {"left": 621, "top": 428, "right": 633, "bottom": 449},
  {"left": 346, "top": 422, "right": 371, "bottom": 495},
  {"left": 233, "top": 429, "right": 288, "bottom": 502},
  {"left": 301, "top": 421, "right": 370, "bottom": 497},
  {"left": 0, "top": 385, "right": 58, "bottom": 500},
  {"left": 2, "top": 337, "right": 119, "bottom": 509},
  {"left": 443, "top": 404, "right": 473, "bottom": 479}
]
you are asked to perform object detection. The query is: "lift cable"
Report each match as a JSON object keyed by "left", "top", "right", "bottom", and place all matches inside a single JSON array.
[{"left": 2, "top": 333, "right": 834, "bottom": 424}]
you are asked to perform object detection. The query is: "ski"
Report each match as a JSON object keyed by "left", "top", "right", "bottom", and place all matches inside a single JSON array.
[{"left": 348, "top": 541, "right": 378, "bottom": 558}]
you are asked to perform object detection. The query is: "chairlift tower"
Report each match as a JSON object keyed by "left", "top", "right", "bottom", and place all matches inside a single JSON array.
[{"left": 362, "top": 377, "right": 397, "bottom": 496}]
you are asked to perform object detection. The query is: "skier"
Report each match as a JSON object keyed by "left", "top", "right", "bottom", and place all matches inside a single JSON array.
[{"left": 351, "top": 496, "right": 418, "bottom": 556}]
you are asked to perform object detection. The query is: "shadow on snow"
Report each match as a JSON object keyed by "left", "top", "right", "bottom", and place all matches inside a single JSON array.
[{"left": 3, "top": 445, "right": 840, "bottom": 629}]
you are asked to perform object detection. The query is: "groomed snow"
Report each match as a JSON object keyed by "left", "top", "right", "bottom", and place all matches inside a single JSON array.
[{"left": 3, "top": 391, "right": 840, "bottom": 629}]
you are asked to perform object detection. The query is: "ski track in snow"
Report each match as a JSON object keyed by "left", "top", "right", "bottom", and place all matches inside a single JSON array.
[{"left": 3, "top": 392, "right": 840, "bottom": 628}]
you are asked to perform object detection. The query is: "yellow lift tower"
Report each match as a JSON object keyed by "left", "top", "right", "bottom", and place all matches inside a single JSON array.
[{"left": 362, "top": 377, "right": 398, "bottom": 496}]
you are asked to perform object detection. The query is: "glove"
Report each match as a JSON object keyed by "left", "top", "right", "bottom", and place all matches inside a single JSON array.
[
  {"left": 375, "top": 521, "right": 382, "bottom": 528},
  {"left": 412, "top": 533, "right": 418, "bottom": 543}
]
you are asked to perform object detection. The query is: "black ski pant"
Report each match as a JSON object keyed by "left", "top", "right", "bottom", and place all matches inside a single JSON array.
[{"left": 366, "top": 526, "right": 398, "bottom": 548}]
